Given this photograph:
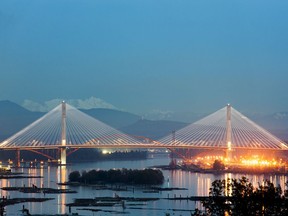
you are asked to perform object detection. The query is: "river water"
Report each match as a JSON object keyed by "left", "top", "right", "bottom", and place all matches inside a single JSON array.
[{"left": 1, "top": 154, "right": 287, "bottom": 216}]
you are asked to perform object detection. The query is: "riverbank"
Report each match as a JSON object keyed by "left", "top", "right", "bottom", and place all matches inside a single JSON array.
[{"left": 153, "top": 164, "right": 288, "bottom": 175}]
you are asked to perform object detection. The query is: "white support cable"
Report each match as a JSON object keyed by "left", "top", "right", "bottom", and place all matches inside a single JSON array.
[
  {"left": 159, "top": 105, "right": 286, "bottom": 150},
  {"left": 1, "top": 104, "right": 286, "bottom": 150},
  {"left": 0, "top": 103, "right": 142, "bottom": 148}
]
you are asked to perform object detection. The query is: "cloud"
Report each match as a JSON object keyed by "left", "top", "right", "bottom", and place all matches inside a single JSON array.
[
  {"left": 273, "top": 112, "right": 288, "bottom": 120},
  {"left": 143, "top": 109, "right": 174, "bottom": 120},
  {"left": 22, "top": 97, "right": 117, "bottom": 112}
]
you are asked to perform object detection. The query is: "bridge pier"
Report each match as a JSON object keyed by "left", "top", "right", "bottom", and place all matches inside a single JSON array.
[
  {"left": 15, "top": 149, "right": 21, "bottom": 168},
  {"left": 225, "top": 148, "right": 232, "bottom": 161},
  {"left": 60, "top": 147, "right": 66, "bottom": 165}
]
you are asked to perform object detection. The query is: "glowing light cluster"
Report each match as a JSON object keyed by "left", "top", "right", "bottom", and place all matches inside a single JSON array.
[
  {"left": 181, "top": 153, "right": 286, "bottom": 171},
  {"left": 102, "top": 149, "right": 112, "bottom": 154},
  {"left": 182, "top": 155, "right": 226, "bottom": 168},
  {"left": 185, "top": 155, "right": 224, "bottom": 163},
  {"left": 241, "top": 158, "right": 278, "bottom": 167}
]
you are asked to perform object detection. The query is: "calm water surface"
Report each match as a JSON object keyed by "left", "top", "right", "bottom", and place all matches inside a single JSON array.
[{"left": 1, "top": 155, "right": 287, "bottom": 216}]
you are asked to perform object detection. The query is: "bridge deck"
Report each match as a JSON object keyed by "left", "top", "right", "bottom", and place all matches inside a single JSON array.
[{"left": 0, "top": 144, "right": 286, "bottom": 151}]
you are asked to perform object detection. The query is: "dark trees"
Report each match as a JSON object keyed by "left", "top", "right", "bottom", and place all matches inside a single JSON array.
[
  {"left": 212, "top": 160, "right": 225, "bottom": 171},
  {"left": 198, "top": 176, "right": 288, "bottom": 216},
  {"left": 68, "top": 168, "right": 164, "bottom": 185},
  {"left": 68, "top": 170, "right": 81, "bottom": 182}
]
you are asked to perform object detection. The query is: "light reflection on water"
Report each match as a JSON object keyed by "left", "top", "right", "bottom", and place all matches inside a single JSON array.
[
  {"left": 0, "top": 156, "right": 287, "bottom": 216},
  {"left": 57, "top": 166, "right": 67, "bottom": 214}
]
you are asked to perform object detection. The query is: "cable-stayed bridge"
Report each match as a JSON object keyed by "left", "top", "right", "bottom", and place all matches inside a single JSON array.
[
  {"left": 159, "top": 105, "right": 287, "bottom": 150},
  {"left": 0, "top": 102, "right": 145, "bottom": 149},
  {"left": 0, "top": 102, "right": 287, "bottom": 166}
]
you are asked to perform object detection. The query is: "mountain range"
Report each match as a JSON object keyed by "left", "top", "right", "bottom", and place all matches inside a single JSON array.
[{"left": 0, "top": 100, "right": 287, "bottom": 142}]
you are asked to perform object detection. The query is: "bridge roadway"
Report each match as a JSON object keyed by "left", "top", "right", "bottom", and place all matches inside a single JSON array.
[{"left": 1, "top": 143, "right": 287, "bottom": 151}]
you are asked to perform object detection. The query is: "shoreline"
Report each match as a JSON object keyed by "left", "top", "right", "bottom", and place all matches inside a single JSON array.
[{"left": 153, "top": 165, "right": 288, "bottom": 175}]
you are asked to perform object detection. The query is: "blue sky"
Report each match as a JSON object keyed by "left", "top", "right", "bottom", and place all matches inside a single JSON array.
[{"left": 1, "top": 0, "right": 288, "bottom": 115}]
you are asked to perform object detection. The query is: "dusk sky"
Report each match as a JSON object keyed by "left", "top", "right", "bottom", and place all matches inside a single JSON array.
[{"left": 1, "top": 0, "right": 288, "bottom": 116}]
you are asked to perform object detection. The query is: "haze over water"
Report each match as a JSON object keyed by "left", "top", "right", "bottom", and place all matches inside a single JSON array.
[{"left": 1, "top": 155, "right": 287, "bottom": 216}]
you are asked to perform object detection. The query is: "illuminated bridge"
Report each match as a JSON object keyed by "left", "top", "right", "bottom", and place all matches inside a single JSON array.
[{"left": 0, "top": 102, "right": 287, "bottom": 166}]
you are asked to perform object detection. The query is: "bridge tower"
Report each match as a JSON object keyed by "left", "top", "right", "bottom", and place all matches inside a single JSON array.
[
  {"left": 225, "top": 104, "right": 232, "bottom": 160},
  {"left": 170, "top": 130, "right": 176, "bottom": 164},
  {"left": 60, "top": 101, "right": 67, "bottom": 165}
]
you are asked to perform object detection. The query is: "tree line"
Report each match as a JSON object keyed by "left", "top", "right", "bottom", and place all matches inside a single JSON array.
[
  {"left": 68, "top": 168, "right": 164, "bottom": 185},
  {"left": 193, "top": 176, "right": 288, "bottom": 216}
]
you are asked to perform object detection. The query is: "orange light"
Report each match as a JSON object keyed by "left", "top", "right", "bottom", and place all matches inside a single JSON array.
[{"left": 240, "top": 156, "right": 279, "bottom": 167}]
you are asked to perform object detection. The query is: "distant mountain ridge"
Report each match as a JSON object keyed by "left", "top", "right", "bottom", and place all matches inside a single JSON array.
[
  {"left": 0, "top": 100, "right": 287, "bottom": 141},
  {"left": 0, "top": 101, "right": 44, "bottom": 141},
  {"left": 82, "top": 108, "right": 140, "bottom": 129},
  {"left": 121, "top": 119, "right": 188, "bottom": 140},
  {"left": 22, "top": 97, "right": 116, "bottom": 112}
]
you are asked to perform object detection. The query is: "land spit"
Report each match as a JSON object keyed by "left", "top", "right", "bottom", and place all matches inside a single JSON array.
[{"left": 1, "top": 186, "right": 77, "bottom": 194}]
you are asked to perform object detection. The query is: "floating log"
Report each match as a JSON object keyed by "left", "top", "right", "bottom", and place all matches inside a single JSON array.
[
  {"left": 0, "top": 197, "right": 53, "bottom": 207},
  {"left": 150, "top": 187, "right": 188, "bottom": 191},
  {"left": 0, "top": 175, "right": 42, "bottom": 179},
  {"left": 66, "top": 196, "right": 159, "bottom": 207}
]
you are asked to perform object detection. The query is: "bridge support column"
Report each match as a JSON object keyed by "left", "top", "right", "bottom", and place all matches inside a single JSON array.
[
  {"left": 171, "top": 131, "right": 176, "bottom": 163},
  {"left": 226, "top": 104, "right": 232, "bottom": 161},
  {"left": 60, "top": 101, "right": 67, "bottom": 165},
  {"left": 60, "top": 148, "right": 66, "bottom": 165},
  {"left": 15, "top": 149, "right": 21, "bottom": 168}
]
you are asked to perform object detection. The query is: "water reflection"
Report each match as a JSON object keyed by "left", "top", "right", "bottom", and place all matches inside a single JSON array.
[
  {"left": 279, "top": 176, "right": 287, "bottom": 191},
  {"left": 0, "top": 179, "right": 8, "bottom": 197},
  {"left": 40, "top": 166, "right": 44, "bottom": 188},
  {"left": 1, "top": 157, "right": 288, "bottom": 215},
  {"left": 47, "top": 165, "right": 51, "bottom": 188},
  {"left": 196, "top": 174, "right": 211, "bottom": 196},
  {"left": 57, "top": 166, "right": 67, "bottom": 214}
]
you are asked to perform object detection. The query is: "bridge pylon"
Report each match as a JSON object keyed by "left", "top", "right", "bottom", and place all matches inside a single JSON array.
[
  {"left": 225, "top": 104, "right": 232, "bottom": 161},
  {"left": 60, "top": 101, "right": 67, "bottom": 165}
]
